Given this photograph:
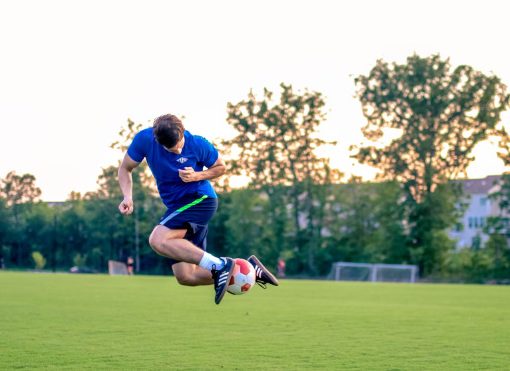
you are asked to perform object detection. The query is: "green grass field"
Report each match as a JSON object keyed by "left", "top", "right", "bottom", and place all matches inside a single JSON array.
[{"left": 1, "top": 272, "right": 509, "bottom": 370}]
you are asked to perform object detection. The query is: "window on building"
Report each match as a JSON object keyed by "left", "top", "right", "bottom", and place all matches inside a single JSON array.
[
  {"left": 471, "top": 235, "right": 482, "bottom": 250},
  {"left": 468, "top": 217, "right": 473, "bottom": 229},
  {"left": 480, "top": 197, "right": 487, "bottom": 206}
]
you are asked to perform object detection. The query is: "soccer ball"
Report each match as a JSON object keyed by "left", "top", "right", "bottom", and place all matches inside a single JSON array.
[{"left": 227, "top": 258, "right": 256, "bottom": 295}]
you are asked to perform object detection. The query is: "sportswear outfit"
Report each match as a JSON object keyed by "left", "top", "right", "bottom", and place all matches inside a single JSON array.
[
  {"left": 127, "top": 128, "right": 219, "bottom": 265},
  {"left": 127, "top": 127, "right": 279, "bottom": 302}
]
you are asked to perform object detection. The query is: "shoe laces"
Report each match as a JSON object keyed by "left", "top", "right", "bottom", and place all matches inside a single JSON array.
[
  {"left": 255, "top": 280, "right": 267, "bottom": 289},
  {"left": 253, "top": 264, "right": 268, "bottom": 288},
  {"left": 211, "top": 265, "right": 219, "bottom": 280}
]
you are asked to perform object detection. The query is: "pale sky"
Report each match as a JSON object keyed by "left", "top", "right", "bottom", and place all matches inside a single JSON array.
[{"left": 0, "top": 0, "right": 509, "bottom": 201}]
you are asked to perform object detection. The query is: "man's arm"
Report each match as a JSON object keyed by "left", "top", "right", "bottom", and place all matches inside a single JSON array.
[
  {"left": 118, "top": 154, "right": 140, "bottom": 215},
  {"left": 178, "top": 156, "right": 226, "bottom": 183}
]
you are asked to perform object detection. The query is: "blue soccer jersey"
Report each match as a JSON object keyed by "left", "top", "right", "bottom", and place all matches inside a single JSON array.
[{"left": 127, "top": 128, "right": 219, "bottom": 208}]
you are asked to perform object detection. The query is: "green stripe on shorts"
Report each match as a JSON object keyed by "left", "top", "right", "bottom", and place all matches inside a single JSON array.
[{"left": 160, "top": 195, "right": 209, "bottom": 225}]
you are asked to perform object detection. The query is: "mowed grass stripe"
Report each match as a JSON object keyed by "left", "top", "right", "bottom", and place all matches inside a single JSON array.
[{"left": 1, "top": 272, "right": 509, "bottom": 370}]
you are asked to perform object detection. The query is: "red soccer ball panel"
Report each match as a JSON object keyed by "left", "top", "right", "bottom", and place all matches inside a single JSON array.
[
  {"left": 235, "top": 258, "right": 252, "bottom": 275},
  {"left": 241, "top": 283, "right": 251, "bottom": 292},
  {"left": 227, "top": 258, "right": 256, "bottom": 295}
]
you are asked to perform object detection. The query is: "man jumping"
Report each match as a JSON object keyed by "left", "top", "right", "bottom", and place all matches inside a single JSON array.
[{"left": 118, "top": 114, "right": 278, "bottom": 304}]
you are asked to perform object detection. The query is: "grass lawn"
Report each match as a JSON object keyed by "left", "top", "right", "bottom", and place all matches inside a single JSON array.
[{"left": 1, "top": 271, "right": 509, "bottom": 370}]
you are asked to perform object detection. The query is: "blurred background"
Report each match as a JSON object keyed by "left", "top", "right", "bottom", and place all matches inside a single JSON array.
[{"left": 1, "top": 0, "right": 509, "bottom": 282}]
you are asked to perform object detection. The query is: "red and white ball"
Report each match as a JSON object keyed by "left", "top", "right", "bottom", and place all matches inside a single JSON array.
[{"left": 227, "top": 258, "right": 256, "bottom": 295}]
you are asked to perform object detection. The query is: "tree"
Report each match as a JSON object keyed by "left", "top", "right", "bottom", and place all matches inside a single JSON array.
[
  {"left": 82, "top": 165, "right": 165, "bottom": 272},
  {"left": 216, "top": 189, "right": 274, "bottom": 260},
  {"left": 323, "top": 178, "right": 406, "bottom": 270},
  {"left": 1, "top": 171, "right": 41, "bottom": 206},
  {"left": 222, "top": 83, "right": 341, "bottom": 274},
  {"left": 353, "top": 54, "right": 509, "bottom": 275},
  {"left": 111, "top": 118, "right": 158, "bottom": 194},
  {"left": 0, "top": 198, "right": 10, "bottom": 267},
  {"left": 480, "top": 174, "right": 510, "bottom": 280},
  {"left": 32, "top": 251, "right": 46, "bottom": 270},
  {"left": 110, "top": 118, "right": 169, "bottom": 272},
  {"left": 0, "top": 171, "right": 42, "bottom": 266}
]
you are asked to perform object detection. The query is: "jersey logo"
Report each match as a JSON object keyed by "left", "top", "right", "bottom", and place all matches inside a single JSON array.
[{"left": 176, "top": 157, "right": 188, "bottom": 164}]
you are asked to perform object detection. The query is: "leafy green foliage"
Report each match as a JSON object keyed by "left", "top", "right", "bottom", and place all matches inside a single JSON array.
[
  {"left": 0, "top": 172, "right": 44, "bottom": 267},
  {"left": 111, "top": 118, "right": 158, "bottom": 195},
  {"left": 31, "top": 251, "right": 46, "bottom": 270},
  {"left": 321, "top": 179, "right": 406, "bottom": 271},
  {"left": 353, "top": 54, "right": 509, "bottom": 275},
  {"left": 222, "top": 83, "right": 342, "bottom": 274},
  {"left": 353, "top": 54, "right": 509, "bottom": 201},
  {"left": 0, "top": 75, "right": 508, "bottom": 279},
  {"left": 0, "top": 171, "right": 41, "bottom": 206},
  {"left": 223, "top": 83, "right": 338, "bottom": 186}
]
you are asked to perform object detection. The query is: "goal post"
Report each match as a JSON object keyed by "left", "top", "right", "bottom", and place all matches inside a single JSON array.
[
  {"left": 331, "top": 262, "right": 418, "bottom": 283},
  {"left": 108, "top": 260, "right": 128, "bottom": 275}
]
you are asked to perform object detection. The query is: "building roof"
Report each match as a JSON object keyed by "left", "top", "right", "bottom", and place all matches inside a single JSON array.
[{"left": 459, "top": 175, "right": 501, "bottom": 195}]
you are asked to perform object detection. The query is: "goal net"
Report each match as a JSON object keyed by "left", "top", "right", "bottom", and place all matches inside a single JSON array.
[
  {"left": 108, "top": 260, "right": 128, "bottom": 275},
  {"left": 331, "top": 262, "right": 418, "bottom": 283}
]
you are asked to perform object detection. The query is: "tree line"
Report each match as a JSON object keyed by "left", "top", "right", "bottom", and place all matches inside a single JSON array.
[{"left": 1, "top": 54, "right": 510, "bottom": 282}]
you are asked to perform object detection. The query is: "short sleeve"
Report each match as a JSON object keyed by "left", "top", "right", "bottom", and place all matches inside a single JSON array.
[
  {"left": 195, "top": 135, "right": 219, "bottom": 168},
  {"left": 127, "top": 131, "right": 148, "bottom": 163}
]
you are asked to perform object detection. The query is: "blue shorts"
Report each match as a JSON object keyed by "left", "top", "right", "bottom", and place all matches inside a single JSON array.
[{"left": 159, "top": 194, "right": 218, "bottom": 265}]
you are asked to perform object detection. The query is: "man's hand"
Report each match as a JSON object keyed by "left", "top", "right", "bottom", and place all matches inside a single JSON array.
[
  {"left": 119, "top": 197, "right": 134, "bottom": 215},
  {"left": 179, "top": 167, "right": 200, "bottom": 183}
]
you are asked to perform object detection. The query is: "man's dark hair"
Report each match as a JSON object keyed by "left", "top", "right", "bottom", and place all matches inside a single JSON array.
[{"left": 153, "top": 114, "right": 184, "bottom": 148}]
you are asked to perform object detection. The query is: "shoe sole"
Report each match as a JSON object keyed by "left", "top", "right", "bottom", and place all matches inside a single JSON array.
[
  {"left": 248, "top": 255, "right": 280, "bottom": 286},
  {"left": 215, "top": 258, "right": 236, "bottom": 305}
]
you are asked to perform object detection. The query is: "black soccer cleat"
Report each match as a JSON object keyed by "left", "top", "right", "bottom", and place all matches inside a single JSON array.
[
  {"left": 248, "top": 255, "right": 279, "bottom": 288},
  {"left": 211, "top": 257, "right": 235, "bottom": 305}
]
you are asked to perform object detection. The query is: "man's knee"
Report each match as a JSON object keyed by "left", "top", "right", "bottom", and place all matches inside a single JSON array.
[
  {"left": 148, "top": 226, "right": 186, "bottom": 255},
  {"left": 148, "top": 230, "right": 165, "bottom": 254}
]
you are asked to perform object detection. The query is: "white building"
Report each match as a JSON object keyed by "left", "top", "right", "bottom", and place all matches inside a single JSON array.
[{"left": 449, "top": 175, "right": 502, "bottom": 249}]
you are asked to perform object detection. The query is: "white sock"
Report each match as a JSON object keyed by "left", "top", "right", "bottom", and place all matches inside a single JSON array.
[{"left": 198, "top": 252, "right": 224, "bottom": 271}]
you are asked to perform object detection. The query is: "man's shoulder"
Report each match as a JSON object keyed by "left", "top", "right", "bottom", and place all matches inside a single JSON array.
[
  {"left": 132, "top": 127, "right": 154, "bottom": 144},
  {"left": 185, "top": 131, "right": 213, "bottom": 146},
  {"left": 137, "top": 127, "right": 154, "bottom": 137},
  {"left": 128, "top": 128, "right": 154, "bottom": 161}
]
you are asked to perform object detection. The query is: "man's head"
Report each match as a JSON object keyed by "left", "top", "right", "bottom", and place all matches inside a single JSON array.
[{"left": 153, "top": 114, "right": 185, "bottom": 153}]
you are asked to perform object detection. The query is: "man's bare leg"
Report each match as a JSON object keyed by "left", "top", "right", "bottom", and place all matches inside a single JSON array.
[
  {"left": 149, "top": 225, "right": 205, "bottom": 263},
  {"left": 172, "top": 262, "right": 214, "bottom": 286},
  {"left": 148, "top": 224, "right": 234, "bottom": 303},
  {"left": 149, "top": 224, "right": 219, "bottom": 285}
]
